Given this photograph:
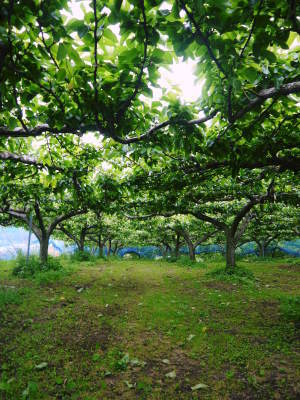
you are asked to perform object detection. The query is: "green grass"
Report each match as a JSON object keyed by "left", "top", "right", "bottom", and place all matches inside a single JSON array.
[{"left": 0, "top": 257, "right": 299, "bottom": 399}]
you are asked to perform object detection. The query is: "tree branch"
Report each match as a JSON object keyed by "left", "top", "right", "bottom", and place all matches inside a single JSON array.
[
  {"left": 0, "top": 112, "right": 216, "bottom": 142},
  {"left": 230, "top": 181, "right": 275, "bottom": 236},
  {"left": 195, "top": 229, "right": 218, "bottom": 247},
  {"left": 0, "top": 150, "right": 64, "bottom": 171},
  {"left": 180, "top": 1, "right": 227, "bottom": 77},
  {"left": 57, "top": 225, "right": 79, "bottom": 247},
  {"left": 34, "top": 201, "right": 46, "bottom": 236},
  {"left": 116, "top": 0, "right": 148, "bottom": 121},
  {"left": 239, "top": 0, "right": 264, "bottom": 59},
  {"left": 48, "top": 209, "right": 86, "bottom": 234},
  {"left": 232, "top": 81, "right": 300, "bottom": 121}
]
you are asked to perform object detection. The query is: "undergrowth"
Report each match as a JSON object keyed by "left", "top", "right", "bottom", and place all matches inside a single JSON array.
[
  {"left": 70, "top": 250, "right": 96, "bottom": 262},
  {"left": 177, "top": 255, "right": 208, "bottom": 268},
  {"left": 208, "top": 266, "right": 255, "bottom": 285},
  {"left": 12, "top": 254, "right": 63, "bottom": 278},
  {"left": 0, "top": 287, "right": 28, "bottom": 310},
  {"left": 279, "top": 295, "right": 300, "bottom": 327}
]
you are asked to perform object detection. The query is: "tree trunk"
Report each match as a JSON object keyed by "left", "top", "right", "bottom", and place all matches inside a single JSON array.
[
  {"left": 225, "top": 231, "right": 236, "bottom": 271},
  {"left": 182, "top": 232, "right": 195, "bottom": 261},
  {"left": 78, "top": 241, "right": 85, "bottom": 252},
  {"left": 160, "top": 245, "right": 167, "bottom": 258},
  {"left": 78, "top": 231, "right": 85, "bottom": 252},
  {"left": 175, "top": 233, "right": 181, "bottom": 258},
  {"left": 112, "top": 242, "right": 119, "bottom": 255},
  {"left": 97, "top": 235, "right": 104, "bottom": 257},
  {"left": 99, "top": 242, "right": 104, "bottom": 257},
  {"left": 187, "top": 242, "right": 196, "bottom": 261},
  {"left": 107, "top": 239, "right": 112, "bottom": 256},
  {"left": 39, "top": 234, "right": 49, "bottom": 263},
  {"left": 165, "top": 243, "right": 171, "bottom": 255},
  {"left": 255, "top": 240, "right": 265, "bottom": 257}
]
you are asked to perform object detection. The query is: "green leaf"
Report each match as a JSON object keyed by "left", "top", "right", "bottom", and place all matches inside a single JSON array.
[
  {"left": 55, "top": 377, "right": 64, "bottom": 385},
  {"left": 77, "top": 24, "right": 89, "bottom": 38},
  {"left": 57, "top": 43, "right": 67, "bottom": 61},
  {"left": 114, "top": 0, "right": 122, "bottom": 12},
  {"left": 103, "top": 28, "right": 118, "bottom": 43},
  {"left": 244, "top": 67, "right": 258, "bottom": 84},
  {"left": 57, "top": 68, "right": 66, "bottom": 81},
  {"left": 69, "top": 48, "right": 83, "bottom": 65},
  {"left": 152, "top": 48, "right": 173, "bottom": 64}
]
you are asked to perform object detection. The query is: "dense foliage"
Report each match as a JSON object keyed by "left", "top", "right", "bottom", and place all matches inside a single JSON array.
[{"left": 0, "top": 0, "right": 299, "bottom": 269}]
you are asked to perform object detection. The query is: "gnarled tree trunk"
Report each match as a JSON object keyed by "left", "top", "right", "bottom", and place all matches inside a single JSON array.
[
  {"left": 225, "top": 231, "right": 236, "bottom": 270},
  {"left": 39, "top": 233, "right": 50, "bottom": 263}
]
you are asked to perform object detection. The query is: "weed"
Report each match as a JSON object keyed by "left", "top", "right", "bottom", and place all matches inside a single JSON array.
[
  {"left": 12, "top": 254, "right": 62, "bottom": 277},
  {"left": 279, "top": 295, "right": 300, "bottom": 326},
  {"left": 33, "top": 269, "right": 69, "bottom": 285},
  {"left": 208, "top": 266, "right": 255, "bottom": 285},
  {"left": 22, "top": 381, "right": 39, "bottom": 399},
  {"left": 70, "top": 250, "right": 96, "bottom": 262},
  {"left": 0, "top": 287, "right": 27, "bottom": 309},
  {"left": 165, "top": 255, "right": 178, "bottom": 263},
  {"left": 136, "top": 380, "right": 152, "bottom": 397},
  {"left": 177, "top": 255, "right": 196, "bottom": 268}
]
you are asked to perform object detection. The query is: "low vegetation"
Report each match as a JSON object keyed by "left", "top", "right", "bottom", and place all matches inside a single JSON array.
[
  {"left": 12, "top": 253, "right": 63, "bottom": 278},
  {"left": 0, "top": 257, "right": 299, "bottom": 399}
]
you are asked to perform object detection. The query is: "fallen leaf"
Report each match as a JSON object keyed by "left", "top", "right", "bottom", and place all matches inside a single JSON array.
[
  {"left": 35, "top": 362, "right": 48, "bottom": 370},
  {"left": 162, "top": 359, "right": 170, "bottom": 364},
  {"left": 187, "top": 334, "right": 195, "bottom": 341},
  {"left": 165, "top": 370, "right": 176, "bottom": 378},
  {"left": 124, "top": 380, "right": 134, "bottom": 388},
  {"left": 191, "top": 383, "right": 209, "bottom": 390}
]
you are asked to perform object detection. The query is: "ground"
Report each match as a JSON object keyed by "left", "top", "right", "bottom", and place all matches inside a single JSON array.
[{"left": 0, "top": 257, "right": 299, "bottom": 399}]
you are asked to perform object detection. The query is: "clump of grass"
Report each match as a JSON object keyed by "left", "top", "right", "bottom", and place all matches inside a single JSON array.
[
  {"left": 165, "top": 255, "right": 178, "bottom": 263},
  {"left": 0, "top": 288, "right": 23, "bottom": 309},
  {"left": 279, "top": 295, "right": 300, "bottom": 327},
  {"left": 70, "top": 250, "right": 96, "bottom": 262},
  {"left": 12, "top": 254, "right": 63, "bottom": 278},
  {"left": 33, "top": 269, "right": 69, "bottom": 285},
  {"left": 0, "top": 286, "right": 29, "bottom": 310},
  {"left": 176, "top": 255, "right": 208, "bottom": 269},
  {"left": 177, "top": 255, "right": 196, "bottom": 268},
  {"left": 208, "top": 266, "right": 255, "bottom": 285}
]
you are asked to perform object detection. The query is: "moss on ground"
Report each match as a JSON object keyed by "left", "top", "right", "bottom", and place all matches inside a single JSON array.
[{"left": 0, "top": 258, "right": 299, "bottom": 399}]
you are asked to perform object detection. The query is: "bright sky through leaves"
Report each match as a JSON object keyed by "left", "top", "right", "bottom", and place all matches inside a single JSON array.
[{"left": 67, "top": 0, "right": 203, "bottom": 103}]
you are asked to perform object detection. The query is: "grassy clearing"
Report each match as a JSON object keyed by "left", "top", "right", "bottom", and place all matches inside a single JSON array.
[{"left": 0, "top": 257, "right": 299, "bottom": 399}]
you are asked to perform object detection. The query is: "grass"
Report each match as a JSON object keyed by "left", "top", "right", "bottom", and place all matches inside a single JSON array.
[{"left": 0, "top": 256, "right": 299, "bottom": 399}]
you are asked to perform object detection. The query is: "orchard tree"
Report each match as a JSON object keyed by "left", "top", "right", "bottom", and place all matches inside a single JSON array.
[
  {"left": 0, "top": 174, "right": 87, "bottom": 262},
  {"left": 243, "top": 203, "right": 300, "bottom": 257},
  {"left": 85, "top": 214, "right": 134, "bottom": 256},
  {"left": 166, "top": 216, "right": 217, "bottom": 261},
  {"left": 125, "top": 163, "right": 299, "bottom": 269},
  {"left": 55, "top": 212, "right": 99, "bottom": 252},
  {"left": 0, "top": 157, "right": 120, "bottom": 261}
]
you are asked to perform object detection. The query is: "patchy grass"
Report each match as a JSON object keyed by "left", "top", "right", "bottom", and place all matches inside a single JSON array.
[{"left": 0, "top": 257, "right": 299, "bottom": 399}]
